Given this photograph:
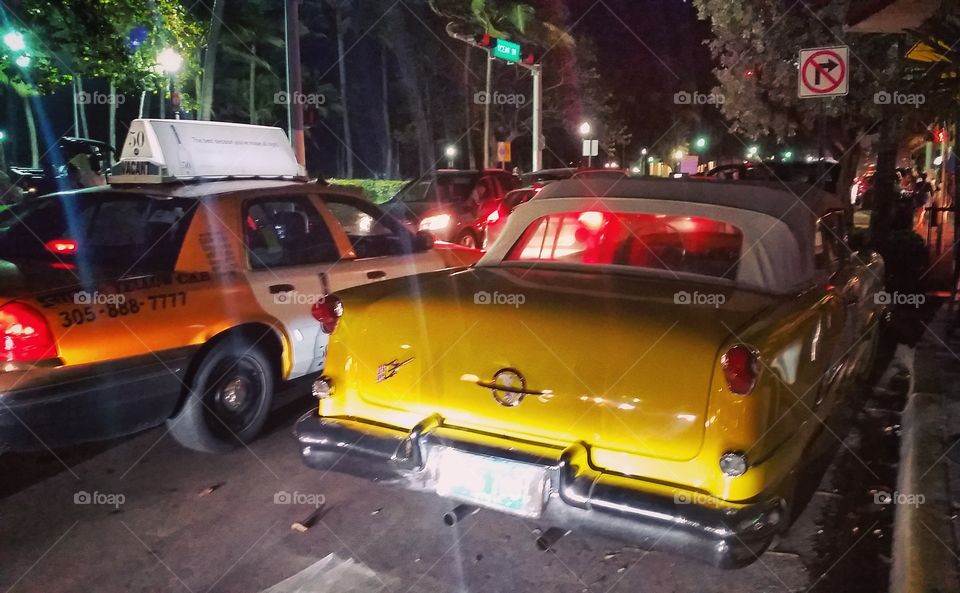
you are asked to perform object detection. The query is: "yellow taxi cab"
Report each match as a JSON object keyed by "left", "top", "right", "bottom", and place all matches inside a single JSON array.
[
  {"left": 0, "top": 119, "right": 480, "bottom": 454},
  {"left": 295, "top": 177, "right": 886, "bottom": 567}
]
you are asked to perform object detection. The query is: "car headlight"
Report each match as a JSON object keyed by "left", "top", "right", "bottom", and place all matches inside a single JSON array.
[{"left": 419, "top": 214, "right": 451, "bottom": 231}]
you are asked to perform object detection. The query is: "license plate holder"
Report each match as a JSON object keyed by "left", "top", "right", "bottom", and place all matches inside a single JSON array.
[{"left": 433, "top": 447, "right": 547, "bottom": 519}]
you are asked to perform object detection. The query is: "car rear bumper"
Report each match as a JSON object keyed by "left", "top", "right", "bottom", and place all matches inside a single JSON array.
[
  {"left": 0, "top": 348, "right": 195, "bottom": 452},
  {"left": 294, "top": 412, "right": 784, "bottom": 568}
]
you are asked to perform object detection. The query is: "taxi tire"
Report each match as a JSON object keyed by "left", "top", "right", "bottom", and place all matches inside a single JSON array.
[{"left": 167, "top": 340, "right": 274, "bottom": 454}]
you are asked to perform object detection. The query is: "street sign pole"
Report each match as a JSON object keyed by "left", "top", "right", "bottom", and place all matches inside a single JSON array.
[
  {"left": 531, "top": 64, "right": 543, "bottom": 172},
  {"left": 483, "top": 53, "right": 493, "bottom": 169},
  {"left": 284, "top": 0, "right": 306, "bottom": 166}
]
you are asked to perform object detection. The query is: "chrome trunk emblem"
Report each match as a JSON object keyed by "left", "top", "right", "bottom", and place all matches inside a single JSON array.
[
  {"left": 377, "top": 357, "right": 414, "bottom": 382},
  {"left": 477, "top": 368, "right": 546, "bottom": 407}
]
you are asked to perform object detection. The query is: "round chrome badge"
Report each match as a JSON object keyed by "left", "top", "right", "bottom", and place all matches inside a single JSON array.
[{"left": 491, "top": 368, "right": 526, "bottom": 407}]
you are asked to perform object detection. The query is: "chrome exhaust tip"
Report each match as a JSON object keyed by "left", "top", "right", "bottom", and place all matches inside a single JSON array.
[
  {"left": 442, "top": 504, "right": 479, "bottom": 526},
  {"left": 536, "top": 527, "right": 571, "bottom": 551}
]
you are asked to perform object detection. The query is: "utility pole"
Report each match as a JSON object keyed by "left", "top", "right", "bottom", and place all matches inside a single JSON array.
[
  {"left": 531, "top": 64, "right": 543, "bottom": 171},
  {"left": 284, "top": 0, "right": 306, "bottom": 167},
  {"left": 483, "top": 53, "right": 493, "bottom": 169}
]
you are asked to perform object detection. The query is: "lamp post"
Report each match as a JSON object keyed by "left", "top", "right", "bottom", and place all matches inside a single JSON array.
[
  {"left": 157, "top": 48, "right": 183, "bottom": 119},
  {"left": 445, "top": 145, "right": 458, "bottom": 169},
  {"left": 579, "top": 122, "right": 593, "bottom": 167}
]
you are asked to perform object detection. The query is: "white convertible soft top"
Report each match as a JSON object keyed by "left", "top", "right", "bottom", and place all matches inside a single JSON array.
[{"left": 479, "top": 178, "right": 847, "bottom": 294}]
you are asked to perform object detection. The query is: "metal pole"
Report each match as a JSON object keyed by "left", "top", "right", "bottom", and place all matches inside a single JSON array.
[
  {"left": 285, "top": 0, "right": 306, "bottom": 166},
  {"left": 531, "top": 65, "right": 543, "bottom": 172},
  {"left": 483, "top": 54, "right": 493, "bottom": 170}
]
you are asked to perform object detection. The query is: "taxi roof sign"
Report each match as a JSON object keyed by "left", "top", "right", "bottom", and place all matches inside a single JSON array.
[{"left": 111, "top": 119, "right": 306, "bottom": 184}]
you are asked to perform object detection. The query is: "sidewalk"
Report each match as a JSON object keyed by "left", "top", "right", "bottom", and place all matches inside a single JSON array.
[{"left": 890, "top": 302, "right": 960, "bottom": 593}]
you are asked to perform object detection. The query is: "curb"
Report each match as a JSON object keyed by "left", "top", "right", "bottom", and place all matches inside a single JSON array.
[{"left": 890, "top": 310, "right": 960, "bottom": 593}]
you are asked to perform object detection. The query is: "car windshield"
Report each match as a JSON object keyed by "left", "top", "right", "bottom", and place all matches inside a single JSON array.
[
  {"left": 0, "top": 191, "right": 197, "bottom": 275},
  {"left": 398, "top": 174, "right": 479, "bottom": 203},
  {"left": 504, "top": 211, "right": 744, "bottom": 280}
]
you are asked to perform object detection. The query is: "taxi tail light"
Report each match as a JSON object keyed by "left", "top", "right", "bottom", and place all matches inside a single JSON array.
[
  {"left": 0, "top": 302, "right": 57, "bottom": 362},
  {"left": 721, "top": 345, "right": 759, "bottom": 395},
  {"left": 45, "top": 238, "right": 78, "bottom": 255},
  {"left": 311, "top": 295, "right": 343, "bottom": 334}
]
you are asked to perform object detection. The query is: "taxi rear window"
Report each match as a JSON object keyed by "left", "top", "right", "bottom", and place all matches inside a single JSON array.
[
  {"left": 0, "top": 191, "right": 197, "bottom": 274},
  {"left": 505, "top": 211, "right": 744, "bottom": 280}
]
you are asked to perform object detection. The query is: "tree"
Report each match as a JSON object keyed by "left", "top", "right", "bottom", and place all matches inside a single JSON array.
[
  {"left": 691, "top": 0, "right": 893, "bottom": 206},
  {"left": 199, "top": 0, "right": 226, "bottom": 120}
]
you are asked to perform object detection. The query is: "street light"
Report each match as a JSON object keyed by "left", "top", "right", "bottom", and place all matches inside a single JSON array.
[
  {"left": 156, "top": 48, "right": 183, "bottom": 120},
  {"left": 674, "top": 149, "right": 684, "bottom": 161},
  {"left": 3, "top": 31, "right": 25, "bottom": 52},
  {"left": 640, "top": 147, "right": 648, "bottom": 156},
  {"left": 444, "top": 145, "right": 458, "bottom": 168},
  {"left": 578, "top": 122, "right": 591, "bottom": 137},
  {"left": 157, "top": 48, "right": 183, "bottom": 73},
  {"left": 14, "top": 55, "right": 30, "bottom": 68}
]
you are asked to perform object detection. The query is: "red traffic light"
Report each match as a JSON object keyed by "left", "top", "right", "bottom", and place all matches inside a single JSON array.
[
  {"left": 522, "top": 51, "right": 536, "bottom": 65},
  {"left": 476, "top": 33, "right": 495, "bottom": 49}
]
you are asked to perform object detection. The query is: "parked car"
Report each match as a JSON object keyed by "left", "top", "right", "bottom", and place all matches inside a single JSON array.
[
  {"left": 383, "top": 169, "right": 520, "bottom": 248},
  {"left": 483, "top": 183, "right": 554, "bottom": 249},
  {"left": 9, "top": 137, "right": 114, "bottom": 199},
  {"left": 295, "top": 177, "right": 885, "bottom": 568},
  {"left": 521, "top": 167, "right": 576, "bottom": 186},
  {"left": 0, "top": 119, "right": 482, "bottom": 455},
  {"left": 705, "top": 161, "right": 840, "bottom": 193}
]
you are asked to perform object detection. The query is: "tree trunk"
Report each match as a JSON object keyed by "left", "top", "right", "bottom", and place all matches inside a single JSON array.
[
  {"left": 108, "top": 81, "right": 117, "bottom": 160},
  {"left": 336, "top": 9, "right": 353, "bottom": 178},
  {"left": 77, "top": 77, "right": 89, "bottom": 137},
  {"left": 380, "top": 46, "right": 392, "bottom": 179},
  {"left": 249, "top": 45, "right": 257, "bottom": 124},
  {"left": 199, "top": 0, "right": 226, "bottom": 120},
  {"left": 138, "top": 90, "right": 146, "bottom": 118},
  {"left": 23, "top": 96, "right": 38, "bottom": 167}
]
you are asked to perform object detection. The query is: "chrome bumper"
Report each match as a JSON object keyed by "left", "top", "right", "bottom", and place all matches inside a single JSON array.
[{"left": 294, "top": 412, "right": 783, "bottom": 568}]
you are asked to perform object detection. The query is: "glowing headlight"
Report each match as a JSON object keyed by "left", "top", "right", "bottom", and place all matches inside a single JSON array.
[{"left": 419, "top": 214, "right": 451, "bottom": 231}]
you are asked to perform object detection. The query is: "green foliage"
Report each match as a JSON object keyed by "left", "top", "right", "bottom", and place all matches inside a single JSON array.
[
  {"left": 328, "top": 179, "right": 409, "bottom": 203},
  {"left": 1, "top": 1, "right": 204, "bottom": 96}
]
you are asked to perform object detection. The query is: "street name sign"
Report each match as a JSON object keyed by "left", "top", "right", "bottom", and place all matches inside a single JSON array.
[
  {"left": 494, "top": 39, "right": 521, "bottom": 63},
  {"left": 798, "top": 46, "right": 849, "bottom": 98}
]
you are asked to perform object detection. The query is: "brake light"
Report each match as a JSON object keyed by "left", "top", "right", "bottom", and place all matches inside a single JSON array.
[
  {"left": 311, "top": 295, "right": 343, "bottom": 334},
  {"left": 721, "top": 345, "right": 759, "bottom": 395},
  {"left": 578, "top": 211, "right": 605, "bottom": 231},
  {"left": 0, "top": 302, "right": 57, "bottom": 363},
  {"left": 45, "top": 239, "right": 77, "bottom": 255},
  {"left": 486, "top": 208, "right": 500, "bottom": 224}
]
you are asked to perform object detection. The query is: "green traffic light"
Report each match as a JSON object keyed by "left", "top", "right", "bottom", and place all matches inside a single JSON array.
[
  {"left": 695, "top": 137, "right": 707, "bottom": 149},
  {"left": 3, "top": 31, "right": 25, "bottom": 52},
  {"left": 0, "top": 131, "right": 7, "bottom": 142},
  {"left": 782, "top": 151, "right": 793, "bottom": 160}
]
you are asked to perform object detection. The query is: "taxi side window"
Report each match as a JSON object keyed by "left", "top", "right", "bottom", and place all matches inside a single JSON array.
[
  {"left": 322, "top": 196, "right": 411, "bottom": 259},
  {"left": 244, "top": 197, "right": 338, "bottom": 269}
]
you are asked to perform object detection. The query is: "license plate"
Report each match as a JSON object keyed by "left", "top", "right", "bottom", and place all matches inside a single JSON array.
[{"left": 433, "top": 448, "right": 547, "bottom": 518}]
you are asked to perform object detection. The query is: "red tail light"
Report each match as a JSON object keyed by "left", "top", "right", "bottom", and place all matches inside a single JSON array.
[
  {"left": 721, "top": 345, "right": 759, "bottom": 395},
  {"left": 0, "top": 302, "right": 57, "bottom": 363},
  {"left": 45, "top": 239, "right": 78, "bottom": 255},
  {"left": 311, "top": 295, "right": 343, "bottom": 334},
  {"left": 486, "top": 208, "right": 501, "bottom": 224}
]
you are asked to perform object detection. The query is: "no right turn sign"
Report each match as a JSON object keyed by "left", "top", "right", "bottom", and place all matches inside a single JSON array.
[{"left": 798, "top": 46, "right": 849, "bottom": 98}]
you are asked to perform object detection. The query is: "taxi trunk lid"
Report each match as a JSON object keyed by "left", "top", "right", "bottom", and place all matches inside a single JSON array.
[{"left": 346, "top": 267, "right": 779, "bottom": 462}]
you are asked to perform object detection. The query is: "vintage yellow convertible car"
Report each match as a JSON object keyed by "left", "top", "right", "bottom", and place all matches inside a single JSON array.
[{"left": 295, "top": 178, "right": 885, "bottom": 567}]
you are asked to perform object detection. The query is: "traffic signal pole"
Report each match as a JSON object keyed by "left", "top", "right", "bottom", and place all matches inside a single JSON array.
[
  {"left": 284, "top": 0, "right": 306, "bottom": 167},
  {"left": 531, "top": 64, "right": 542, "bottom": 171},
  {"left": 483, "top": 53, "right": 493, "bottom": 169}
]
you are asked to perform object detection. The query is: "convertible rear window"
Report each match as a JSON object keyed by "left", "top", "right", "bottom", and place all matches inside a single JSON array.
[{"left": 505, "top": 211, "right": 744, "bottom": 280}]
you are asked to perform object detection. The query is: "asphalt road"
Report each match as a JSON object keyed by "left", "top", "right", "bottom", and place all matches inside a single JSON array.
[{"left": 0, "top": 363, "right": 903, "bottom": 593}]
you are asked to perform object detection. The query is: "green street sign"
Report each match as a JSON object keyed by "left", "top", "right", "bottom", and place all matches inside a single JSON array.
[{"left": 493, "top": 39, "right": 521, "bottom": 63}]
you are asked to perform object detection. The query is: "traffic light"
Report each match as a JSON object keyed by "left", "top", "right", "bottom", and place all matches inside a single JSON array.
[
  {"left": 476, "top": 33, "right": 496, "bottom": 49},
  {"left": 522, "top": 50, "right": 537, "bottom": 65}
]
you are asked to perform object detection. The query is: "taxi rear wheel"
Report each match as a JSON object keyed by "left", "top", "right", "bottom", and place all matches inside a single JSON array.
[{"left": 168, "top": 340, "right": 275, "bottom": 453}]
